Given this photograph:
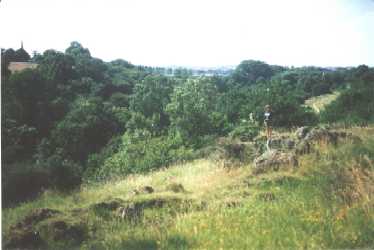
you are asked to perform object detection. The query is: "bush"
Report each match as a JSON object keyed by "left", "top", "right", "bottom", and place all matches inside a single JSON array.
[
  {"left": 87, "top": 131, "right": 197, "bottom": 182},
  {"left": 35, "top": 145, "right": 83, "bottom": 190},
  {"left": 229, "top": 123, "right": 260, "bottom": 141}
]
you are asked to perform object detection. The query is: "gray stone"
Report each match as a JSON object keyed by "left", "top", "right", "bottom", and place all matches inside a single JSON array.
[{"left": 253, "top": 149, "right": 298, "bottom": 174}]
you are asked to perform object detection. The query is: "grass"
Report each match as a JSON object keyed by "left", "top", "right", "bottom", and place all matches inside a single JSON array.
[
  {"left": 2, "top": 127, "right": 374, "bottom": 249},
  {"left": 304, "top": 91, "right": 340, "bottom": 113}
]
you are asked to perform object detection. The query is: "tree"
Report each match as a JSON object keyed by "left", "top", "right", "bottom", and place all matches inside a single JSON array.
[
  {"left": 43, "top": 97, "right": 119, "bottom": 164},
  {"left": 14, "top": 47, "right": 31, "bottom": 62},
  {"left": 38, "top": 50, "right": 76, "bottom": 82},
  {"left": 166, "top": 78, "right": 222, "bottom": 140},
  {"left": 130, "top": 75, "right": 174, "bottom": 132},
  {"left": 65, "top": 41, "right": 107, "bottom": 82},
  {"left": 232, "top": 60, "right": 273, "bottom": 85},
  {"left": 1, "top": 48, "right": 16, "bottom": 77}
]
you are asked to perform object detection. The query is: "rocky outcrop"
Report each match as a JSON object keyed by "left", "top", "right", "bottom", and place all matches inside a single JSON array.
[
  {"left": 253, "top": 126, "right": 362, "bottom": 174},
  {"left": 295, "top": 127, "right": 361, "bottom": 155},
  {"left": 253, "top": 149, "right": 298, "bottom": 174},
  {"left": 267, "top": 138, "right": 296, "bottom": 150}
]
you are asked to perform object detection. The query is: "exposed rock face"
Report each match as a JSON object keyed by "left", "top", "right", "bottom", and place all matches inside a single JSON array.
[
  {"left": 294, "top": 127, "right": 361, "bottom": 155},
  {"left": 253, "top": 126, "right": 362, "bottom": 175},
  {"left": 304, "top": 127, "right": 340, "bottom": 145},
  {"left": 253, "top": 150, "right": 298, "bottom": 174}
]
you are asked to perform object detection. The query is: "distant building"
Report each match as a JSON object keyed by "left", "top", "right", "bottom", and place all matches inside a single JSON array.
[
  {"left": 7, "top": 41, "right": 38, "bottom": 74},
  {"left": 8, "top": 62, "right": 38, "bottom": 73}
]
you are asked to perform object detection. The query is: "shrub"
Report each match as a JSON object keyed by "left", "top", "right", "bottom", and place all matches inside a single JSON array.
[
  {"left": 229, "top": 123, "right": 260, "bottom": 142},
  {"left": 87, "top": 131, "right": 197, "bottom": 182}
]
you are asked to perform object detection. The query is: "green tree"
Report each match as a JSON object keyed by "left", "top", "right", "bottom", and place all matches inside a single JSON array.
[
  {"left": 166, "top": 78, "right": 222, "bottom": 140},
  {"left": 130, "top": 75, "right": 174, "bottom": 132},
  {"left": 232, "top": 60, "right": 273, "bottom": 85}
]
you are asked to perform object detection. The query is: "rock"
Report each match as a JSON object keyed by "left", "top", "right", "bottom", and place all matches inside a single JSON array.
[
  {"left": 304, "top": 127, "right": 339, "bottom": 145},
  {"left": 295, "top": 126, "right": 310, "bottom": 139},
  {"left": 166, "top": 183, "right": 186, "bottom": 193},
  {"left": 253, "top": 150, "right": 298, "bottom": 174},
  {"left": 295, "top": 128, "right": 361, "bottom": 155}
]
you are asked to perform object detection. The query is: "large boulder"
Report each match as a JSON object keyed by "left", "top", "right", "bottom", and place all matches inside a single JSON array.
[{"left": 253, "top": 149, "right": 298, "bottom": 174}]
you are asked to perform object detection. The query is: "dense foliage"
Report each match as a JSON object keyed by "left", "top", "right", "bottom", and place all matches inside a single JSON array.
[
  {"left": 321, "top": 66, "right": 374, "bottom": 125},
  {"left": 2, "top": 42, "right": 373, "bottom": 206}
]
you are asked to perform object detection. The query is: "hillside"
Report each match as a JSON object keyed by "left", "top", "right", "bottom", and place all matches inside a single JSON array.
[{"left": 3, "top": 126, "right": 374, "bottom": 249}]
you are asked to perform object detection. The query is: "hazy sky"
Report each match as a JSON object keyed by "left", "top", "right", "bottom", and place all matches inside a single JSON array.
[{"left": 1, "top": 0, "right": 373, "bottom": 67}]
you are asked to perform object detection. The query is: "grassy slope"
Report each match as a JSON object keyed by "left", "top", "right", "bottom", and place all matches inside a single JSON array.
[
  {"left": 3, "top": 127, "right": 374, "bottom": 250},
  {"left": 304, "top": 91, "right": 340, "bottom": 113}
]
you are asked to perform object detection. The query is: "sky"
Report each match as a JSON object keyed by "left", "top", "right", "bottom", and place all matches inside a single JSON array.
[{"left": 1, "top": 0, "right": 374, "bottom": 67}]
